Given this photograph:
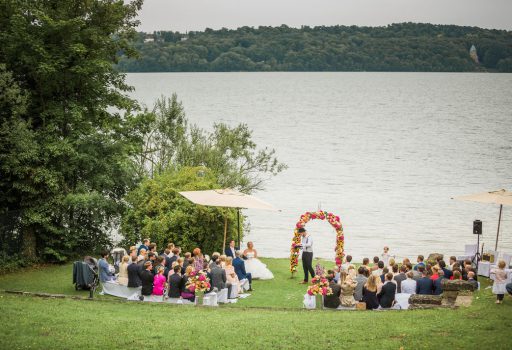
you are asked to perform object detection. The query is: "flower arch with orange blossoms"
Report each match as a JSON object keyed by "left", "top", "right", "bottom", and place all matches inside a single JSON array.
[{"left": 290, "top": 211, "right": 345, "bottom": 274}]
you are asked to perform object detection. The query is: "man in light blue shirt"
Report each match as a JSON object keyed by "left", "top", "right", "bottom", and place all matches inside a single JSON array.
[
  {"left": 299, "top": 228, "right": 315, "bottom": 284},
  {"left": 98, "top": 251, "right": 115, "bottom": 283}
]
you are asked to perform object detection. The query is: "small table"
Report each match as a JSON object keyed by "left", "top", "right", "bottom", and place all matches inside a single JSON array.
[{"left": 478, "top": 261, "right": 491, "bottom": 277}]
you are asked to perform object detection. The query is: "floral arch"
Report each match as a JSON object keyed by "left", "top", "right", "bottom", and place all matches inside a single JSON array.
[{"left": 290, "top": 211, "right": 345, "bottom": 274}]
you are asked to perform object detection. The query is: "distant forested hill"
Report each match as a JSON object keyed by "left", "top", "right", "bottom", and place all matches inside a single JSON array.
[{"left": 117, "top": 23, "right": 512, "bottom": 72}]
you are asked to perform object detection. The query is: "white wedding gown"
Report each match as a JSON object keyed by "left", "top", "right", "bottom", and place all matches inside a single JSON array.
[{"left": 244, "top": 252, "right": 274, "bottom": 280}]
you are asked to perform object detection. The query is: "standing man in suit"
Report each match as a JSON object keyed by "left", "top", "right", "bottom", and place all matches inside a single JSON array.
[
  {"left": 225, "top": 240, "right": 237, "bottom": 258},
  {"left": 167, "top": 265, "right": 182, "bottom": 298},
  {"left": 127, "top": 256, "right": 142, "bottom": 287},
  {"left": 233, "top": 251, "right": 253, "bottom": 291},
  {"left": 378, "top": 272, "right": 397, "bottom": 308},
  {"left": 416, "top": 267, "right": 434, "bottom": 295},
  {"left": 299, "top": 228, "right": 315, "bottom": 284},
  {"left": 140, "top": 261, "right": 154, "bottom": 297}
]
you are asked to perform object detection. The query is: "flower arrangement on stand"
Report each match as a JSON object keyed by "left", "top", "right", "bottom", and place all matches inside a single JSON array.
[
  {"left": 307, "top": 275, "right": 333, "bottom": 309},
  {"left": 186, "top": 270, "right": 211, "bottom": 305},
  {"left": 290, "top": 211, "right": 345, "bottom": 275}
]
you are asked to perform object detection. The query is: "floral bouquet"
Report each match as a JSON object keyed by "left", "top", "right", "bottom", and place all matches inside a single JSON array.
[
  {"left": 186, "top": 270, "right": 211, "bottom": 293},
  {"left": 307, "top": 275, "right": 333, "bottom": 296}
]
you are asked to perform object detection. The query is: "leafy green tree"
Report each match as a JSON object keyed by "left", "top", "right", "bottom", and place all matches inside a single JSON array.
[
  {"left": 0, "top": 0, "right": 144, "bottom": 262},
  {"left": 121, "top": 167, "right": 239, "bottom": 254}
]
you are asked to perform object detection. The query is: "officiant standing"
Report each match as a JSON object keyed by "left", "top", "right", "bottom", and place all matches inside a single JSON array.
[{"left": 299, "top": 228, "right": 315, "bottom": 284}]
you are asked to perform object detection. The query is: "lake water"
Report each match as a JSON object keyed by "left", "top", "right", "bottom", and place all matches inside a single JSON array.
[{"left": 126, "top": 72, "right": 512, "bottom": 262}]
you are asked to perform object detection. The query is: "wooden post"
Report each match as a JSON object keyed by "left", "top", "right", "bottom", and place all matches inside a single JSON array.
[
  {"left": 222, "top": 215, "right": 228, "bottom": 254},
  {"left": 495, "top": 204, "right": 503, "bottom": 251}
]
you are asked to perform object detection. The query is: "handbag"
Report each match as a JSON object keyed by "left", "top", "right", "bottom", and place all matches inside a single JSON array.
[{"left": 355, "top": 302, "right": 366, "bottom": 310}]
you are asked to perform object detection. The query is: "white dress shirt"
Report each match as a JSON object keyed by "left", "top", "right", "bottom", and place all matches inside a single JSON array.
[{"left": 302, "top": 235, "right": 313, "bottom": 253}]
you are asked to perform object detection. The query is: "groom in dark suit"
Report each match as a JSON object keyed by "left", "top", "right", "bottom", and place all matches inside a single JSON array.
[
  {"left": 225, "top": 240, "right": 238, "bottom": 258},
  {"left": 233, "top": 251, "right": 253, "bottom": 291}
]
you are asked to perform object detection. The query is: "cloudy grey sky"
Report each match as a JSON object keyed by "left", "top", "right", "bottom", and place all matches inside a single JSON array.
[{"left": 136, "top": 0, "right": 512, "bottom": 33}]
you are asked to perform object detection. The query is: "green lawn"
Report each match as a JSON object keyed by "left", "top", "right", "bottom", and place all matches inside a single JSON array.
[{"left": 0, "top": 258, "right": 511, "bottom": 349}]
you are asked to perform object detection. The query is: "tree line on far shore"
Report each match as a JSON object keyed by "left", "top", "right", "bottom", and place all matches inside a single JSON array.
[{"left": 117, "top": 23, "right": 512, "bottom": 73}]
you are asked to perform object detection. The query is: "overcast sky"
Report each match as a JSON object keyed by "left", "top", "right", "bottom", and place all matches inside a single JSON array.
[{"left": 136, "top": 0, "right": 512, "bottom": 33}]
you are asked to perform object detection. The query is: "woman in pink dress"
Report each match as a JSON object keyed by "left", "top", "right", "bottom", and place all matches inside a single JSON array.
[
  {"left": 152, "top": 266, "right": 166, "bottom": 296},
  {"left": 225, "top": 257, "right": 241, "bottom": 292},
  {"left": 193, "top": 248, "right": 204, "bottom": 272}
]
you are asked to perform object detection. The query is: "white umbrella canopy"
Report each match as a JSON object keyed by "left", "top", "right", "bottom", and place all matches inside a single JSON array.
[
  {"left": 454, "top": 189, "right": 512, "bottom": 250},
  {"left": 179, "top": 189, "right": 278, "bottom": 250}
]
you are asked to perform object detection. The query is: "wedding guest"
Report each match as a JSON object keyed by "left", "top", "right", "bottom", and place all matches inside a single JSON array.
[
  {"left": 371, "top": 256, "right": 380, "bottom": 271},
  {"left": 402, "top": 258, "right": 411, "bottom": 266},
  {"left": 339, "top": 271, "right": 357, "bottom": 307},
  {"left": 467, "top": 271, "right": 478, "bottom": 290},
  {"left": 413, "top": 255, "right": 425, "bottom": 271},
  {"left": 162, "top": 249, "right": 172, "bottom": 269},
  {"left": 362, "top": 275, "right": 380, "bottom": 310},
  {"left": 117, "top": 255, "right": 130, "bottom": 286},
  {"left": 354, "top": 266, "right": 368, "bottom": 302},
  {"left": 209, "top": 252, "right": 220, "bottom": 269},
  {"left": 391, "top": 264, "right": 399, "bottom": 277},
  {"left": 388, "top": 258, "right": 396, "bottom": 273},
  {"left": 393, "top": 265, "right": 407, "bottom": 293},
  {"left": 401, "top": 271, "right": 417, "bottom": 294},
  {"left": 448, "top": 256, "right": 457, "bottom": 270},
  {"left": 379, "top": 267, "right": 389, "bottom": 283},
  {"left": 193, "top": 248, "right": 204, "bottom": 272},
  {"left": 128, "top": 246, "right": 137, "bottom": 264},
  {"left": 137, "top": 248, "right": 147, "bottom": 264},
  {"left": 167, "top": 265, "right": 182, "bottom": 298},
  {"left": 410, "top": 263, "right": 421, "bottom": 280},
  {"left": 378, "top": 272, "right": 396, "bottom": 308},
  {"left": 439, "top": 260, "right": 453, "bottom": 279},
  {"left": 451, "top": 270, "right": 462, "bottom": 280},
  {"left": 169, "top": 247, "right": 180, "bottom": 266},
  {"left": 152, "top": 266, "right": 166, "bottom": 296},
  {"left": 341, "top": 255, "right": 354, "bottom": 272},
  {"left": 347, "top": 265, "right": 356, "bottom": 279},
  {"left": 323, "top": 270, "right": 341, "bottom": 309},
  {"left": 381, "top": 246, "right": 391, "bottom": 266},
  {"left": 177, "top": 257, "right": 185, "bottom": 275},
  {"left": 210, "top": 259, "right": 232, "bottom": 296},
  {"left": 225, "top": 240, "right": 237, "bottom": 258},
  {"left": 140, "top": 261, "right": 154, "bottom": 297},
  {"left": 162, "top": 243, "right": 174, "bottom": 256},
  {"left": 225, "top": 257, "right": 240, "bottom": 293},
  {"left": 148, "top": 243, "right": 158, "bottom": 257},
  {"left": 137, "top": 238, "right": 150, "bottom": 256},
  {"left": 233, "top": 250, "right": 253, "bottom": 291},
  {"left": 372, "top": 261, "right": 384, "bottom": 277},
  {"left": 416, "top": 268, "right": 433, "bottom": 295},
  {"left": 219, "top": 255, "right": 227, "bottom": 268},
  {"left": 491, "top": 260, "right": 508, "bottom": 304},
  {"left": 127, "top": 256, "right": 142, "bottom": 287},
  {"left": 433, "top": 270, "right": 445, "bottom": 295},
  {"left": 98, "top": 251, "right": 115, "bottom": 283},
  {"left": 362, "top": 257, "right": 371, "bottom": 272},
  {"left": 430, "top": 266, "right": 440, "bottom": 281},
  {"left": 180, "top": 265, "right": 195, "bottom": 302}
]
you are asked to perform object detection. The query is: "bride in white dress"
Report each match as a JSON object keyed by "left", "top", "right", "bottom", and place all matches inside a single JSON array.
[{"left": 243, "top": 242, "right": 274, "bottom": 280}]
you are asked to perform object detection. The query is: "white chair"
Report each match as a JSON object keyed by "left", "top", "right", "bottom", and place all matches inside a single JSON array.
[
  {"left": 457, "top": 244, "right": 478, "bottom": 262},
  {"left": 203, "top": 292, "right": 218, "bottom": 306},
  {"left": 216, "top": 288, "right": 229, "bottom": 303},
  {"left": 394, "top": 293, "right": 411, "bottom": 310},
  {"left": 239, "top": 278, "right": 250, "bottom": 292},
  {"left": 229, "top": 283, "right": 239, "bottom": 299}
]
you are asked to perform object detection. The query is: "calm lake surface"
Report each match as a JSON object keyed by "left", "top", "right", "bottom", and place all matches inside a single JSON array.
[{"left": 126, "top": 72, "right": 512, "bottom": 261}]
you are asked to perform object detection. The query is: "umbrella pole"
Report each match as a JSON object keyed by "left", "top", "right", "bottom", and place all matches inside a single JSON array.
[
  {"left": 495, "top": 204, "right": 503, "bottom": 251},
  {"left": 237, "top": 209, "right": 241, "bottom": 248},
  {"left": 223, "top": 215, "right": 228, "bottom": 254}
]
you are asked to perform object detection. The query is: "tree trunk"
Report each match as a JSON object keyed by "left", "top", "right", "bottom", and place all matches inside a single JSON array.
[{"left": 22, "top": 226, "right": 37, "bottom": 261}]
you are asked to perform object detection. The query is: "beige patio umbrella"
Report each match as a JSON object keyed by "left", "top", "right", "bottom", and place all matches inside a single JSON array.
[
  {"left": 454, "top": 189, "right": 512, "bottom": 250},
  {"left": 179, "top": 188, "right": 278, "bottom": 251}
]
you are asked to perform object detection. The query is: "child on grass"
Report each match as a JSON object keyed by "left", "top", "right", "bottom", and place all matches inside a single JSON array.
[{"left": 491, "top": 260, "right": 508, "bottom": 304}]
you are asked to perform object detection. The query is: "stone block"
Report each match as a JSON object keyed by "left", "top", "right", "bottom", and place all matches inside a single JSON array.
[{"left": 409, "top": 294, "right": 443, "bottom": 305}]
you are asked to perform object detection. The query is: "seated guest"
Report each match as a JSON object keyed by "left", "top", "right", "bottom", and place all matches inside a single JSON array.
[
  {"left": 361, "top": 257, "right": 371, "bottom": 272},
  {"left": 98, "top": 251, "right": 115, "bottom": 283},
  {"left": 162, "top": 248, "right": 172, "bottom": 270},
  {"left": 182, "top": 252, "right": 192, "bottom": 269},
  {"left": 202, "top": 261, "right": 212, "bottom": 291},
  {"left": 402, "top": 258, "right": 411, "bottom": 266},
  {"left": 462, "top": 259, "right": 473, "bottom": 280},
  {"left": 430, "top": 266, "right": 440, "bottom": 281},
  {"left": 140, "top": 261, "right": 154, "bottom": 297},
  {"left": 152, "top": 266, "right": 166, "bottom": 296},
  {"left": 448, "top": 256, "right": 457, "bottom": 270},
  {"left": 371, "top": 256, "right": 380, "bottom": 271},
  {"left": 378, "top": 272, "right": 396, "bottom": 308},
  {"left": 209, "top": 252, "right": 220, "bottom": 269},
  {"left": 169, "top": 247, "right": 180, "bottom": 266},
  {"left": 393, "top": 265, "right": 407, "bottom": 293},
  {"left": 117, "top": 255, "right": 130, "bottom": 286},
  {"left": 225, "top": 257, "right": 241, "bottom": 293},
  {"left": 148, "top": 243, "right": 158, "bottom": 256},
  {"left": 193, "top": 248, "right": 204, "bottom": 272},
  {"left": 219, "top": 255, "right": 227, "bottom": 268},
  {"left": 416, "top": 268, "right": 434, "bottom": 295},
  {"left": 362, "top": 275, "right": 380, "bottom": 310},
  {"left": 391, "top": 264, "right": 399, "bottom": 277},
  {"left": 127, "top": 255, "right": 142, "bottom": 288},
  {"left": 137, "top": 248, "right": 147, "bottom": 264},
  {"left": 433, "top": 269, "right": 445, "bottom": 295},
  {"left": 401, "top": 271, "right": 417, "bottom": 294},
  {"left": 372, "top": 261, "right": 384, "bottom": 277},
  {"left": 137, "top": 238, "right": 150, "bottom": 256},
  {"left": 339, "top": 271, "right": 357, "bottom": 307},
  {"left": 410, "top": 262, "right": 421, "bottom": 280},
  {"left": 451, "top": 270, "right": 462, "bottom": 281},
  {"left": 354, "top": 266, "right": 368, "bottom": 302},
  {"left": 347, "top": 265, "right": 356, "bottom": 280},
  {"left": 439, "top": 260, "right": 452, "bottom": 279},
  {"left": 333, "top": 266, "right": 341, "bottom": 283},
  {"left": 153, "top": 256, "right": 167, "bottom": 277},
  {"left": 147, "top": 252, "right": 157, "bottom": 267},
  {"left": 413, "top": 255, "right": 425, "bottom": 271},
  {"left": 210, "top": 259, "right": 232, "bottom": 296},
  {"left": 341, "top": 255, "right": 354, "bottom": 272},
  {"left": 379, "top": 267, "right": 389, "bottom": 283},
  {"left": 177, "top": 257, "right": 185, "bottom": 275},
  {"left": 467, "top": 271, "right": 478, "bottom": 290},
  {"left": 323, "top": 270, "right": 341, "bottom": 309},
  {"left": 180, "top": 265, "right": 196, "bottom": 302},
  {"left": 387, "top": 258, "right": 396, "bottom": 272},
  {"left": 233, "top": 250, "right": 253, "bottom": 291},
  {"left": 167, "top": 265, "right": 182, "bottom": 298}
]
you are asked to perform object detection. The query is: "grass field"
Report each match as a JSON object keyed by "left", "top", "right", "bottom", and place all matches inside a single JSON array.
[{"left": 1, "top": 258, "right": 511, "bottom": 349}]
